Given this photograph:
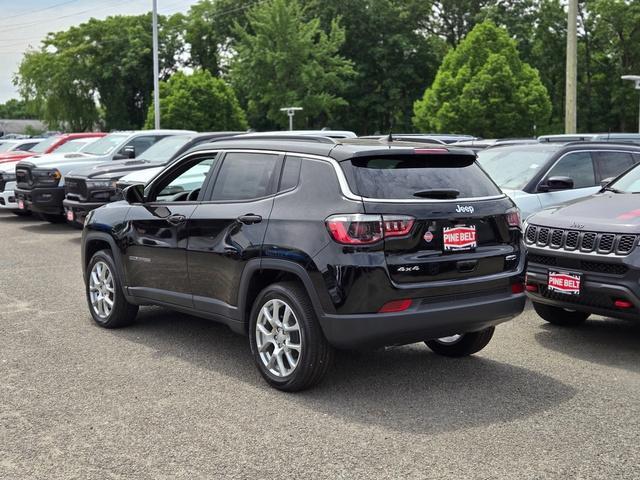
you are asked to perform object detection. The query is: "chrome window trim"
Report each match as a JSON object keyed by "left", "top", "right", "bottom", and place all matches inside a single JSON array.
[{"left": 538, "top": 149, "right": 638, "bottom": 191}]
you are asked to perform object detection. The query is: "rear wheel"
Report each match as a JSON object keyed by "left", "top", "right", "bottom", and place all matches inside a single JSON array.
[
  {"left": 425, "top": 327, "right": 495, "bottom": 357},
  {"left": 533, "top": 302, "right": 589, "bottom": 326},
  {"left": 249, "top": 282, "right": 334, "bottom": 392},
  {"left": 86, "top": 250, "right": 138, "bottom": 328}
]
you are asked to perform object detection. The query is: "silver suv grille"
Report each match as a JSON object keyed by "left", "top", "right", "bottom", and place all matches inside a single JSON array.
[{"left": 525, "top": 225, "right": 637, "bottom": 256}]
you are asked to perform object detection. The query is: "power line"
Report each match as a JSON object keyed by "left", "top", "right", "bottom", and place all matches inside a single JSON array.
[{"left": 2, "top": 0, "right": 80, "bottom": 21}]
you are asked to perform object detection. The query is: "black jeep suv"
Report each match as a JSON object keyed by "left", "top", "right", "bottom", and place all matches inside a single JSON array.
[
  {"left": 524, "top": 162, "right": 640, "bottom": 325},
  {"left": 81, "top": 136, "right": 526, "bottom": 391}
]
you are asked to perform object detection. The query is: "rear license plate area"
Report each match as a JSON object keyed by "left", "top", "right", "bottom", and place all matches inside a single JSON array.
[{"left": 443, "top": 225, "right": 477, "bottom": 251}]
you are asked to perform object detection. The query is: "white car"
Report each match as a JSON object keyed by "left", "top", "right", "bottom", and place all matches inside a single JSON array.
[{"left": 477, "top": 142, "right": 640, "bottom": 220}]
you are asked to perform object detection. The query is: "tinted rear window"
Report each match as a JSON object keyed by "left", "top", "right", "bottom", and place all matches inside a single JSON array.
[{"left": 348, "top": 156, "right": 501, "bottom": 199}]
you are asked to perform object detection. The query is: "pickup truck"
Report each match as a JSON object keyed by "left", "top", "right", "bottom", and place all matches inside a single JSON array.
[
  {"left": 14, "top": 130, "right": 193, "bottom": 222},
  {"left": 63, "top": 132, "right": 239, "bottom": 226},
  {"left": 0, "top": 133, "right": 105, "bottom": 165}
]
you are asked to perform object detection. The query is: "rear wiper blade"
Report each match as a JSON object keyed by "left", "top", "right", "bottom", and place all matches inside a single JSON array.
[{"left": 413, "top": 189, "right": 460, "bottom": 199}]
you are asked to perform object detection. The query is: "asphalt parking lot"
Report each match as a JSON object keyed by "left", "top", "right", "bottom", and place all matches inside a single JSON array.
[{"left": 1, "top": 211, "right": 639, "bottom": 479}]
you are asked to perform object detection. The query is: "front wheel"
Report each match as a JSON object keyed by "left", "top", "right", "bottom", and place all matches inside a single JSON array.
[
  {"left": 86, "top": 250, "right": 138, "bottom": 328},
  {"left": 533, "top": 302, "right": 589, "bottom": 326},
  {"left": 249, "top": 282, "right": 334, "bottom": 392},
  {"left": 425, "top": 327, "right": 495, "bottom": 357}
]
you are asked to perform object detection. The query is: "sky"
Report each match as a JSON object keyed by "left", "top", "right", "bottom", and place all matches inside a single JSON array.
[{"left": 0, "top": 0, "right": 201, "bottom": 103}]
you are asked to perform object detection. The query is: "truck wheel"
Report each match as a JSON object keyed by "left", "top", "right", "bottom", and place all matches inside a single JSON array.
[
  {"left": 425, "top": 327, "right": 495, "bottom": 357},
  {"left": 249, "top": 282, "right": 334, "bottom": 392},
  {"left": 86, "top": 250, "right": 138, "bottom": 328},
  {"left": 533, "top": 302, "right": 589, "bottom": 326}
]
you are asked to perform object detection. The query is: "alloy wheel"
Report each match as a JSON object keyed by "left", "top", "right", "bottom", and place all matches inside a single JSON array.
[
  {"left": 255, "top": 299, "right": 302, "bottom": 377},
  {"left": 89, "top": 261, "right": 115, "bottom": 319}
]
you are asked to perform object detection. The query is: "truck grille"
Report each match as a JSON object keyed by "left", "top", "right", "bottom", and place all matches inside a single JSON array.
[
  {"left": 64, "top": 177, "right": 88, "bottom": 201},
  {"left": 525, "top": 225, "right": 637, "bottom": 256}
]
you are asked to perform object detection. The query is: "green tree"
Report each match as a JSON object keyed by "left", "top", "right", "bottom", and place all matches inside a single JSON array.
[
  {"left": 230, "top": 0, "right": 354, "bottom": 130},
  {"left": 307, "top": 0, "right": 446, "bottom": 134},
  {"left": 413, "top": 21, "right": 551, "bottom": 137},
  {"left": 15, "top": 13, "right": 184, "bottom": 131},
  {"left": 144, "top": 70, "right": 247, "bottom": 131},
  {"left": 0, "top": 99, "right": 36, "bottom": 119}
]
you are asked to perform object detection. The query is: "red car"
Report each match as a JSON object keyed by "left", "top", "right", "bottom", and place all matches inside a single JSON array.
[{"left": 0, "top": 133, "right": 106, "bottom": 165}]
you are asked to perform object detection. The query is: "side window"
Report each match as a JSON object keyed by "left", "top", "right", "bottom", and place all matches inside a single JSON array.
[
  {"left": 278, "top": 156, "right": 302, "bottom": 192},
  {"left": 151, "top": 157, "right": 217, "bottom": 202},
  {"left": 121, "top": 136, "right": 158, "bottom": 157},
  {"left": 211, "top": 153, "right": 279, "bottom": 201},
  {"left": 594, "top": 151, "right": 634, "bottom": 180},
  {"left": 17, "top": 142, "right": 37, "bottom": 151},
  {"left": 546, "top": 152, "right": 595, "bottom": 188}
]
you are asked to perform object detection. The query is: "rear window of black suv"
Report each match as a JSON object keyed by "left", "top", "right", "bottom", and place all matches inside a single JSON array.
[{"left": 347, "top": 156, "right": 502, "bottom": 199}]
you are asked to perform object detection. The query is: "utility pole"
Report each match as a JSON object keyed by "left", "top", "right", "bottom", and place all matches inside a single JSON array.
[
  {"left": 565, "top": 0, "right": 578, "bottom": 134},
  {"left": 152, "top": 0, "right": 160, "bottom": 129}
]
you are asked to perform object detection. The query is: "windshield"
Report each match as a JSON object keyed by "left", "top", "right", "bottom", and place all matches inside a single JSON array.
[
  {"left": 54, "top": 139, "right": 94, "bottom": 153},
  {"left": 0, "top": 142, "right": 17, "bottom": 153},
  {"left": 30, "top": 136, "right": 60, "bottom": 153},
  {"left": 606, "top": 164, "right": 640, "bottom": 193},
  {"left": 348, "top": 156, "right": 501, "bottom": 199},
  {"left": 137, "top": 135, "right": 191, "bottom": 163},
  {"left": 477, "top": 146, "right": 559, "bottom": 190},
  {"left": 82, "top": 134, "right": 128, "bottom": 155}
]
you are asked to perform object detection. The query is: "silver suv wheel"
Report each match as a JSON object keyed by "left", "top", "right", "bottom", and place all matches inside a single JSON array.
[
  {"left": 89, "top": 260, "right": 115, "bottom": 319},
  {"left": 255, "top": 299, "right": 302, "bottom": 377}
]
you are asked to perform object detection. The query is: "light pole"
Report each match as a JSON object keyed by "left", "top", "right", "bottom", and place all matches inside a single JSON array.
[
  {"left": 152, "top": 0, "right": 160, "bottom": 129},
  {"left": 280, "top": 107, "right": 303, "bottom": 131},
  {"left": 621, "top": 75, "right": 640, "bottom": 134}
]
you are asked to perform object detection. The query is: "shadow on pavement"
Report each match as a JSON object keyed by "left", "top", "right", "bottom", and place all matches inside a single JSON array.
[
  {"left": 114, "top": 307, "right": 576, "bottom": 434},
  {"left": 20, "top": 222, "right": 76, "bottom": 235},
  {"left": 535, "top": 316, "right": 640, "bottom": 374},
  {"left": 0, "top": 212, "right": 38, "bottom": 223}
]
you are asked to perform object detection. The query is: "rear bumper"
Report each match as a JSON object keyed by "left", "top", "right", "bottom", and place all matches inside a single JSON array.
[
  {"left": 15, "top": 186, "right": 65, "bottom": 215},
  {"left": 63, "top": 198, "right": 106, "bottom": 225},
  {"left": 319, "top": 291, "right": 525, "bottom": 349}
]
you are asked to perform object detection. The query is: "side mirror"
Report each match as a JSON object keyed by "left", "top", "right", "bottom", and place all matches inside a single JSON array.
[
  {"left": 124, "top": 145, "right": 136, "bottom": 159},
  {"left": 123, "top": 184, "right": 145, "bottom": 204},
  {"left": 538, "top": 176, "right": 574, "bottom": 192},
  {"left": 600, "top": 177, "right": 614, "bottom": 188}
]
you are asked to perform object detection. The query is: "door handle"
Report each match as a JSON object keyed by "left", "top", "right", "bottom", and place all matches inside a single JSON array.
[
  {"left": 237, "top": 214, "right": 262, "bottom": 225},
  {"left": 167, "top": 213, "right": 187, "bottom": 226}
]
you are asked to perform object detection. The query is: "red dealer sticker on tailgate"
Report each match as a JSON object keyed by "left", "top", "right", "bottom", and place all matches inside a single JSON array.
[
  {"left": 548, "top": 270, "right": 581, "bottom": 295},
  {"left": 443, "top": 225, "right": 477, "bottom": 251}
]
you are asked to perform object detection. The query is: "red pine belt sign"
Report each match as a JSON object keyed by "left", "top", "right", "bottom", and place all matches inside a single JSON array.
[
  {"left": 548, "top": 271, "right": 581, "bottom": 295},
  {"left": 443, "top": 225, "right": 477, "bottom": 251}
]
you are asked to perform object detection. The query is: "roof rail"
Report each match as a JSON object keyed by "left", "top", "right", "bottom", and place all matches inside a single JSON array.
[
  {"left": 234, "top": 134, "right": 340, "bottom": 144},
  {"left": 563, "top": 140, "right": 640, "bottom": 147}
]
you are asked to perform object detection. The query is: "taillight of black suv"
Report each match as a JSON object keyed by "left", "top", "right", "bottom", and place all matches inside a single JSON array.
[{"left": 80, "top": 136, "right": 526, "bottom": 391}]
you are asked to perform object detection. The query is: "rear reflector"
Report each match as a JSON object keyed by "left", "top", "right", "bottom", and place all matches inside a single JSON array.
[
  {"left": 525, "top": 284, "right": 538, "bottom": 293},
  {"left": 511, "top": 283, "right": 525, "bottom": 294},
  {"left": 614, "top": 299, "right": 633, "bottom": 309},
  {"left": 378, "top": 299, "right": 412, "bottom": 313}
]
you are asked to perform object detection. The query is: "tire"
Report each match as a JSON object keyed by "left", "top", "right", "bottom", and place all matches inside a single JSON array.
[
  {"left": 533, "top": 301, "right": 589, "bottom": 326},
  {"left": 249, "top": 281, "right": 334, "bottom": 392},
  {"left": 85, "top": 250, "right": 138, "bottom": 328},
  {"left": 37, "top": 212, "right": 65, "bottom": 223},
  {"left": 425, "top": 327, "right": 495, "bottom": 357}
]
